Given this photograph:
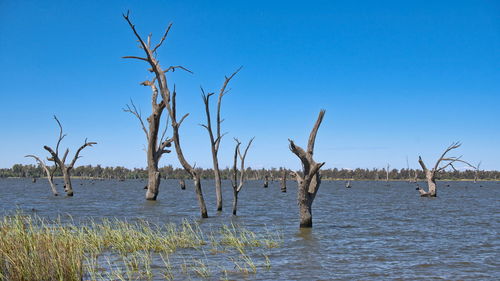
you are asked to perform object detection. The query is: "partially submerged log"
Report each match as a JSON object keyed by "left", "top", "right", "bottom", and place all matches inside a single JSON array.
[
  {"left": 280, "top": 169, "right": 287, "bottom": 192},
  {"left": 263, "top": 175, "right": 269, "bottom": 188},
  {"left": 179, "top": 179, "right": 186, "bottom": 190}
]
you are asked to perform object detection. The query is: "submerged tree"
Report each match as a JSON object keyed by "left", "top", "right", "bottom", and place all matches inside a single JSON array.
[
  {"left": 289, "top": 110, "right": 326, "bottom": 228},
  {"left": 123, "top": 81, "right": 173, "bottom": 200},
  {"left": 123, "top": 11, "right": 208, "bottom": 217},
  {"left": 43, "top": 116, "right": 96, "bottom": 196},
  {"left": 417, "top": 142, "right": 475, "bottom": 197},
  {"left": 231, "top": 137, "right": 254, "bottom": 215},
  {"left": 201, "top": 68, "right": 242, "bottom": 211},
  {"left": 280, "top": 168, "right": 287, "bottom": 192}
]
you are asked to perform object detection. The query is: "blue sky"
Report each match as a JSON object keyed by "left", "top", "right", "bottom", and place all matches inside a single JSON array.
[{"left": 0, "top": 0, "right": 499, "bottom": 170}]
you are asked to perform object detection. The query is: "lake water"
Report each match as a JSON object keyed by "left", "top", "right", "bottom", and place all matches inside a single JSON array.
[{"left": 1, "top": 178, "right": 499, "bottom": 280}]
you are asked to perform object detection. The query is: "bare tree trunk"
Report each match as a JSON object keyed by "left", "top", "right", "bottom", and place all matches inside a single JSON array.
[
  {"left": 417, "top": 142, "right": 475, "bottom": 197},
  {"left": 201, "top": 68, "right": 241, "bottom": 212},
  {"left": 232, "top": 188, "right": 239, "bottom": 215},
  {"left": 289, "top": 110, "right": 326, "bottom": 228},
  {"left": 386, "top": 164, "right": 390, "bottom": 182},
  {"left": 43, "top": 116, "right": 96, "bottom": 197},
  {"left": 62, "top": 167, "right": 74, "bottom": 196},
  {"left": 123, "top": 12, "right": 209, "bottom": 217},
  {"left": 179, "top": 179, "right": 186, "bottom": 190},
  {"left": 281, "top": 169, "right": 287, "bottom": 192},
  {"left": 231, "top": 138, "right": 253, "bottom": 216},
  {"left": 263, "top": 175, "right": 269, "bottom": 188},
  {"left": 193, "top": 175, "right": 208, "bottom": 218}
]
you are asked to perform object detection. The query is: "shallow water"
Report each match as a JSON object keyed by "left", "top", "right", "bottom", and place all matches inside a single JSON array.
[{"left": 1, "top": 178, "right": 499, "bottom": 280}]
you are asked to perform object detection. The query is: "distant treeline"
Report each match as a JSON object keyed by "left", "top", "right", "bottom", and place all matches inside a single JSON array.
[{"left": 1, "top": 164, "right": 498, "bottom": 181}]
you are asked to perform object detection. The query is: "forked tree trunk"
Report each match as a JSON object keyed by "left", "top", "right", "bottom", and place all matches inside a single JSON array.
[
  {"left": 289, "top": 110, "right": 326, "bottom": 228},
  {"left": 123, "top": 12, "right": 209, "bottom": 217},
  {"left": 231, "top": 138, "right": 253, "bottom": 216},
  {"left": 201, "top": 68, "right": 241, "bottom": 212},
  {"left": 417, "top": 142, "right": 474, "bottom": 197},
  {"left": 43, "top": 116, "right": 96, "bottom": 197}
]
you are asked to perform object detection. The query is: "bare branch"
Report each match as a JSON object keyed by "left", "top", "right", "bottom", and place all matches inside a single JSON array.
[
  {"left": 152, "top": 23, "right": 172, "bottom": 53},
  {"left": 433, "top": 141, "right": 462, "bottom": 172},
  {"left": 123, "top": 100, "right": 149, "bottom": 140},
  {"left": 164, "top": 65, "right": 193, "bottom": 74},
  {"left": 307, "top": 110, "right": 326, "bottom": 155},
  {"left": 122, "top": 56, "right": 148, "bottom": 61},
  {"left": 69, "top": 139, "right": 97, "bottom": 169}
]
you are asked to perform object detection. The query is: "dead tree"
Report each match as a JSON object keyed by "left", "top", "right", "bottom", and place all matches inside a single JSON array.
[
  {"left": 385, "top": 164, "right": 390, "bottom": 182},
  {"left": 179, "top": 179, "right": 186, "bottom": 190},
  {"left": 123, "top": 12, "right": 208, "bottom": 217},
  {"left": 474, "top": 161, "right": 481, "bottom": 184},
  {"left": 124, "top": 83, "right": 172, "bottom": 200},
  {"left": 201, "top": 67, "right": 242, "bottom": 211},
  {"left": 280, "top": 169, "right": 287, "bottom": 192},
  {"left": 231, "top": 137, "right": 254, "bottom": 215},
  {"left": 289, "top": 110, "right": 326, "bottom": 228},
  {"left": 263, "top": 175, "right": 269, "bottom": 188},
  {"left": 43, "top": 116, "right": 96, "bottom": 196},
  {"left": 417, "top": 142, "right": 475, "bottom": 197},
  {"left": 25, "top": 155, "right": 58, "bottom": 196}
]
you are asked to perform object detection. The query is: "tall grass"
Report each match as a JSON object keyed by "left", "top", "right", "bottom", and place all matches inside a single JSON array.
[{"left": 0, "top": 213, "right": 281, "bottom": 280}]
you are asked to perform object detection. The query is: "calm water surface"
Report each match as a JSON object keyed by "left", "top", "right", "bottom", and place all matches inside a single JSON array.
[{"left": 1, "top": 178, "right": 499, "bottom": 280}]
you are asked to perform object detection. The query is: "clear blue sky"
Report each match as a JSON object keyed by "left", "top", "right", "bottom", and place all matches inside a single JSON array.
[{"left": 1, "top": 0, "right": 499, "bottom": 170}]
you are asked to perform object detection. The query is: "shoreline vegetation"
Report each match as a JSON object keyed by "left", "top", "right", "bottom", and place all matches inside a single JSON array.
[
  {"left": 2, "top": 164, "right": 499, "bottom": 182},
  {"left": 0, "top": 212, "right": 282, "bottom": 281}
]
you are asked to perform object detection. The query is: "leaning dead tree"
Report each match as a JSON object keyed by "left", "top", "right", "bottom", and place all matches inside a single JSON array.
[
  {"left": 123, "top": 11, "right": 208, "bottom": 217},
  {"left": 43, "top": 116, "right": 96, "bottom": 196},
  {"left": 417, "top": 141, "right": 475, "bottom": 197},
  {"left": 124, "top": 81, "right": 173, "bottom": 200},
  {"left": 231, "top": 137, "right": 254, "bottom": 215},
  {"left": 289, "top": 110, "right": 326, "bottom": 228},
  {"left": 201, "top": 67, "right": 242, "bottom": 211},
  {"left": 25, "top": 154, "right": 58, "bottom": 196}
]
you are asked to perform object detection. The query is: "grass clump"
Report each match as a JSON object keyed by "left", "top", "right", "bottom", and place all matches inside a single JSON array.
[{"left": 0, "top": 213, "right": 282, "bottom": 281}]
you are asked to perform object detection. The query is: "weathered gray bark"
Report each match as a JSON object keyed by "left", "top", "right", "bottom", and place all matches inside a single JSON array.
[
  {"left": 345, "top": 180, "right": 351, "bottom": 188},
  {"left": 124, "top": 79, "right": 172, "bottom": 200},
  {"left": 289, "top": 110, "right": 326, "bottom": 228},
  {"left": 25, "top": 155, "right": 58, "bottom": 196},
  {"left": 280, "top": 169, "right": 287, "bottom": 192},
  {"left": 123, "top": 11, "right": 207, "bottom": 217},
  {"left": 201, "top": 68, "right": 241, "bottom": 211},
  {"left": 417, "top": 142, "right": 475, "bottom": 197},
  {"left": 43, "top": 116, "right": 96, "bottom": 197},
  {"left": 231, "top": 138, "right": 253, "bottom": 215}
]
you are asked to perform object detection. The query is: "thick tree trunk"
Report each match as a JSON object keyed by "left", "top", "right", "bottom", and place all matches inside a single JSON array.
[
  {"left": 145, "top": 169, "right": 161, "bottom": 200},
  {"left": 299, "top": 201, "right": 313, "bottom": 228},
  {"left": 193, "top": 175, "right": 208, "bottom": 218},
  {"left": 62, "top": 168, "right": 74, "bottom": 196}
]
